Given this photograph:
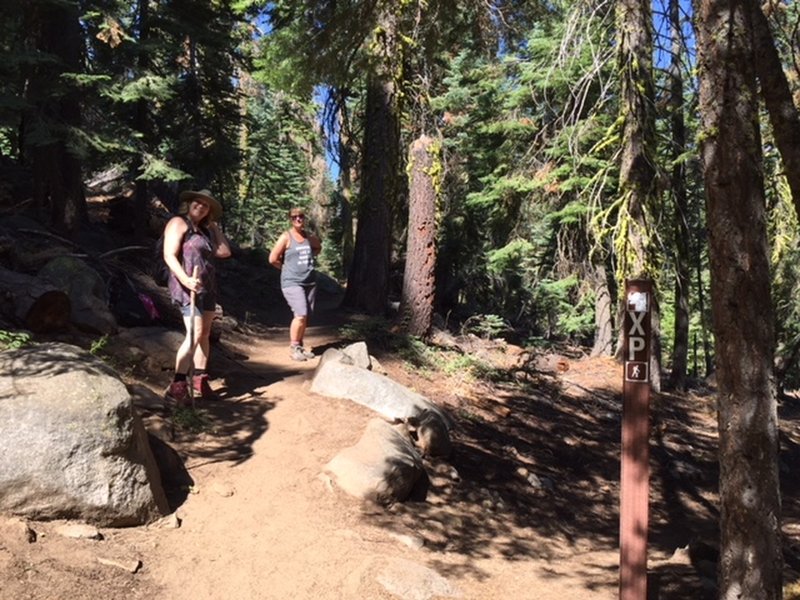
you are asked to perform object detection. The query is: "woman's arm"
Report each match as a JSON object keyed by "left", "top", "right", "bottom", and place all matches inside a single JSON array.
[
  {"left": 268, "top": 233, "right": 289, "bottom": 269},
  {"left": 309, "top": 234, "right": 322, "bottom": 256},
  {"left": 207, "top": 221, "right": 232, "bottom": 259},
  {"left": 163, "top": 216, "right": 199, "bottom": 291}
]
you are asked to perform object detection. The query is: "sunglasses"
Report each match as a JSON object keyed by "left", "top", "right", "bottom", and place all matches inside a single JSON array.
[{"left": 291, "top": 215, "right": 305, "bottom": 221}]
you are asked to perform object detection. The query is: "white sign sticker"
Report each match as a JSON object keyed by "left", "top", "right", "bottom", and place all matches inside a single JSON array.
[{"left": 627, "top": 291, "right": 648, "bottom": 313}]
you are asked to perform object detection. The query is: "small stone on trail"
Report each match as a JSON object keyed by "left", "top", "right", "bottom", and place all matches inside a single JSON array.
[
  {"left": 388, "top": 531, "right": 425, "bottom": 550},
  {"left": 318, "top": 473, "right": 335, "bottom": 492},
  {"left": 0, "top": 517, "right": 36, "bottom": 543},
  {"left": 210, "top": 481, "right": 235, "bottom": 497},
  {"left": 149, "top": 512, "right": 182, "bottom": 530},
  {"left": 97, "top": 556, "right": 142, "bottom": 573},
  {"left": 55, "top": 523, "right": 102, "bottom": 540}
]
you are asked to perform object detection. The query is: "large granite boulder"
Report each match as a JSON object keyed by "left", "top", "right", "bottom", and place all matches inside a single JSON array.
[{"left": 0, "top": 343, "right": 169, "bottom": 526}]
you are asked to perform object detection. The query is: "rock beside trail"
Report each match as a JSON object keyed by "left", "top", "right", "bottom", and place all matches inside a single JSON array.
[
  {"left": 310, "top": 345, "right": 453, "bottom": 430},
  {"left": 0, "top": 343, "right": 169, "bottom": 526},
  {"left": 376, "top": 557, "right": 461, "bottom": 600},
  {"left": 325, "top": 419, "right": 424, "bottom": 505},
  {"left": 39, "top": 256, "right": 117, "bottom": 334}
]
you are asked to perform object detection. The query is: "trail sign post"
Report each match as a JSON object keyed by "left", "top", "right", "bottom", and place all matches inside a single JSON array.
[{"left": 619, "top": 279, "right": 652, "bottom": 600}]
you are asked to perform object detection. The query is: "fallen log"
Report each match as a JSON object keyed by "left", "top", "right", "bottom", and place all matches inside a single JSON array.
[{"left": 0, "top": 266, "right": 70, "bottom": 332}]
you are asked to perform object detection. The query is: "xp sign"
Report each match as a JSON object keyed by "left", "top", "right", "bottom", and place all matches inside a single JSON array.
[
  {"left": 624, "top": 289, "right": 650, "bottom": 383},
  {"left": 619, "top": 279, "right": 652, "bottom": 600}
]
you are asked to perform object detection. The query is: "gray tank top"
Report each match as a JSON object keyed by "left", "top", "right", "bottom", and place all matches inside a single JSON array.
[{"left": 281, "top": 232, "right": 316, "bottom": 287}]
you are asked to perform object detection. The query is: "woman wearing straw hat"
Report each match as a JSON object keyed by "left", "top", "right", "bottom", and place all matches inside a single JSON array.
[{"left": 163, "top": 189, "right": 231, "bottom": 406}]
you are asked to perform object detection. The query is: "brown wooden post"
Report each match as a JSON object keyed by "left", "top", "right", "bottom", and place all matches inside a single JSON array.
[{"left": 619, "top": 279, "right": 652, "bottom": 600}]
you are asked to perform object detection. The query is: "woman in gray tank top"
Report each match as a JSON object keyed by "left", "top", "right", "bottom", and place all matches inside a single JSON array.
[{"left": 269, "top": 207, "right": 322, "bottom": 361}]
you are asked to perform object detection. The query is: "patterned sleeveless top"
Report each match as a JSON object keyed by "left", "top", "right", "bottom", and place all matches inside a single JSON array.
[{"left": 168, "top": 218, "right": 217, "bottom": 305}]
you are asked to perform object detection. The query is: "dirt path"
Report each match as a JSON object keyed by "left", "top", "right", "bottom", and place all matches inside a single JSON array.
[
  {"left": 141, "top": 327, "right": 621, "bottom": 600},
  {"left": 7, "top": 298, "right": 758, "bottom": 600}
]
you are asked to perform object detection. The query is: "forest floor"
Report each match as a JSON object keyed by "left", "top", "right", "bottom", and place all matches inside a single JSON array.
[{"left": 2, "top": 208, "right": 800, "bottom": 599}]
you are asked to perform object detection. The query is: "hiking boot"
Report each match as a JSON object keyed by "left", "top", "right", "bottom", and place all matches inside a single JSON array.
[
  {"left": 165, "top": 380, "right": 191, "bottom": 407},
  {"left": 193, "top": 374, "right": 219, "bottom": 401},
  {"left": 290, "top": 345, "right": 308, "bottom": 362},
  {"left": 298, "top": 346, "right": 315, "bottom": 359}
]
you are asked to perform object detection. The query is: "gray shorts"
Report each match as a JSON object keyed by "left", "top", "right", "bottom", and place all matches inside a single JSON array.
[
  {"left": 179, "top": 292, "right": 217, "bottom": 317},
  {"left": 282, "top": 285, "right": 316, "bottom": 318}
]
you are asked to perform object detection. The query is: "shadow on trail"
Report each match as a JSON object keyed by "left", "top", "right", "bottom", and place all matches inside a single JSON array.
[{"left": 362, "top": 362, "right": 730, "bottom": 599}]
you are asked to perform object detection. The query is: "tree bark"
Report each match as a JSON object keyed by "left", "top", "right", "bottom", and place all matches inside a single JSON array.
[
  {"left": 400, "top": 134, "right": 438, "bottom": 338},
  {"left": 0, "top": 267, "right": 70, "bottom": 332},
  {"left": 343, "top": 9, "right": 400, "bottom": 316},
  {"left": 750, "top": 0, "right": 800, "bottom": 219},
  {"left": 590, "top": 261, "right": 614, "bottom": 357},
  {"left": 132, "top": 0, "right": 152, "bottom": 238},
  {"left": 696, "top": 0, "right": 783, "bottom": 596},
  {"left": 668, "top": 0, "right": 690, "bottom": 391},
  {"left": 615, "top": 0, "right": 661, "bottom": 390},
  {"left": 338, "top": 98, "right": 355, "bottom": 279},
  {"left": 23, "top": 0, "right": 87, "bottom": 235}
]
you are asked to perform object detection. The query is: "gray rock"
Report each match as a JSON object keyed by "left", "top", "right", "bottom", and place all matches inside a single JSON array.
[
  {"left": 325, "top": 419, "right": 424, "bottom": 505},
  {"left": 115, "top": 327, "right": 185, "bottom": 372},
  {"left": 97, "top": 556, "right": 142, "bottom": 573},
  {"left": 376, "top": 557, "right": 461, "bottom": 600},
  {"left": 410, "top": 410, "right": 452, "bottom": 458},
  {"left": 0, "top": 343, "right": 169, "bottom": 526},
  {"left": 311, "top": 346, "right": 452, "bottom": 428},
  {"left": 55, "top": 523, "right": 102, "bottom": 540},
  {"left": 340, "top": 341, "right": 372, "bottom": 369},
  {"left": 38, "top": 256, "right": 117, "bottom": 334}
]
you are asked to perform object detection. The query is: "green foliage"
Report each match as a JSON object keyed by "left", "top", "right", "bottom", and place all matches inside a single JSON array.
[
  {"left": 89, "top": 335, "right": 109, "bottom": 356},
  {"left": 0, "top": 330, "right": 31, "bottom": 351},
  {"left": 461, "top": 314, "right": 509, "bottom": 339},
  {"left": 432, "top": 3, "right": 616, "bottom": 341},
  {"left": 534, "top": 277, "right": 594, "bottom": 342},
  {"left": 229, "top": 89, "right": 315, "bottom": 248}
]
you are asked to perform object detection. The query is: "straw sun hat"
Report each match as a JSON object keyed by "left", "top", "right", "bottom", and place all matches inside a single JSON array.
[{"left": 179, "top": 189, "right": 222, "bottom": 221}]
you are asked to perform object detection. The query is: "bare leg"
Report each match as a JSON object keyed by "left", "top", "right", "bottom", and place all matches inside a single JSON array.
[
  {"left": 290, "top": 315, "right": 307, "bottom": 346},
  {"left": 192, "top": 311, "right": 216, "bottom": 369},
  {"left": 175, "top": 312, "right": 204, "bottom": 373}
]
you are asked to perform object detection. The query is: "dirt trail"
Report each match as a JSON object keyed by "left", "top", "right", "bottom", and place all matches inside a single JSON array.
[
  {"left": 2, "top": 304, "right": 732, "bottom": 600},
  {"left": 140, "top": 327, "right": 620, "bottom": 600}
]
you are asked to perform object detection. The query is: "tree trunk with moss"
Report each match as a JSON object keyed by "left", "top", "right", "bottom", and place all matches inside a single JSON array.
[
  {"left": 615, "top": 0, "right": 661, "bottom": 390},
  {"left": 696, "top": 0, "right": 783, "bottom": 596}
]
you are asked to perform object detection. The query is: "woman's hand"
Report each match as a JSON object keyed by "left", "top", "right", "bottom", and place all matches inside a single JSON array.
[{"left": 181, "top": 273, "right": 202, "bottom": 293}]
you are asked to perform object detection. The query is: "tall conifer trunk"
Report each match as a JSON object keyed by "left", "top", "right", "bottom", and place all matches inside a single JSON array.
[
  {"left": 696, "top": 0, "right": 782, "bottom": 596},
  {"left": 343, "top": 9, "right": 400, "bottom": 315},
  {"left": 133, "top": 0, "right": 152, "bottom": 237},
  {"left": 400, "top": 134, "right": 438, "bottom": 337},
  {"left": 668, "top": 0, "right": 690, "bottom": 390},
  {"left": 24, "top": 0, "right": 86, "bottom": 235},
  {"left": 615, "top": 0, "right": 661, "bottom": 390}
]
